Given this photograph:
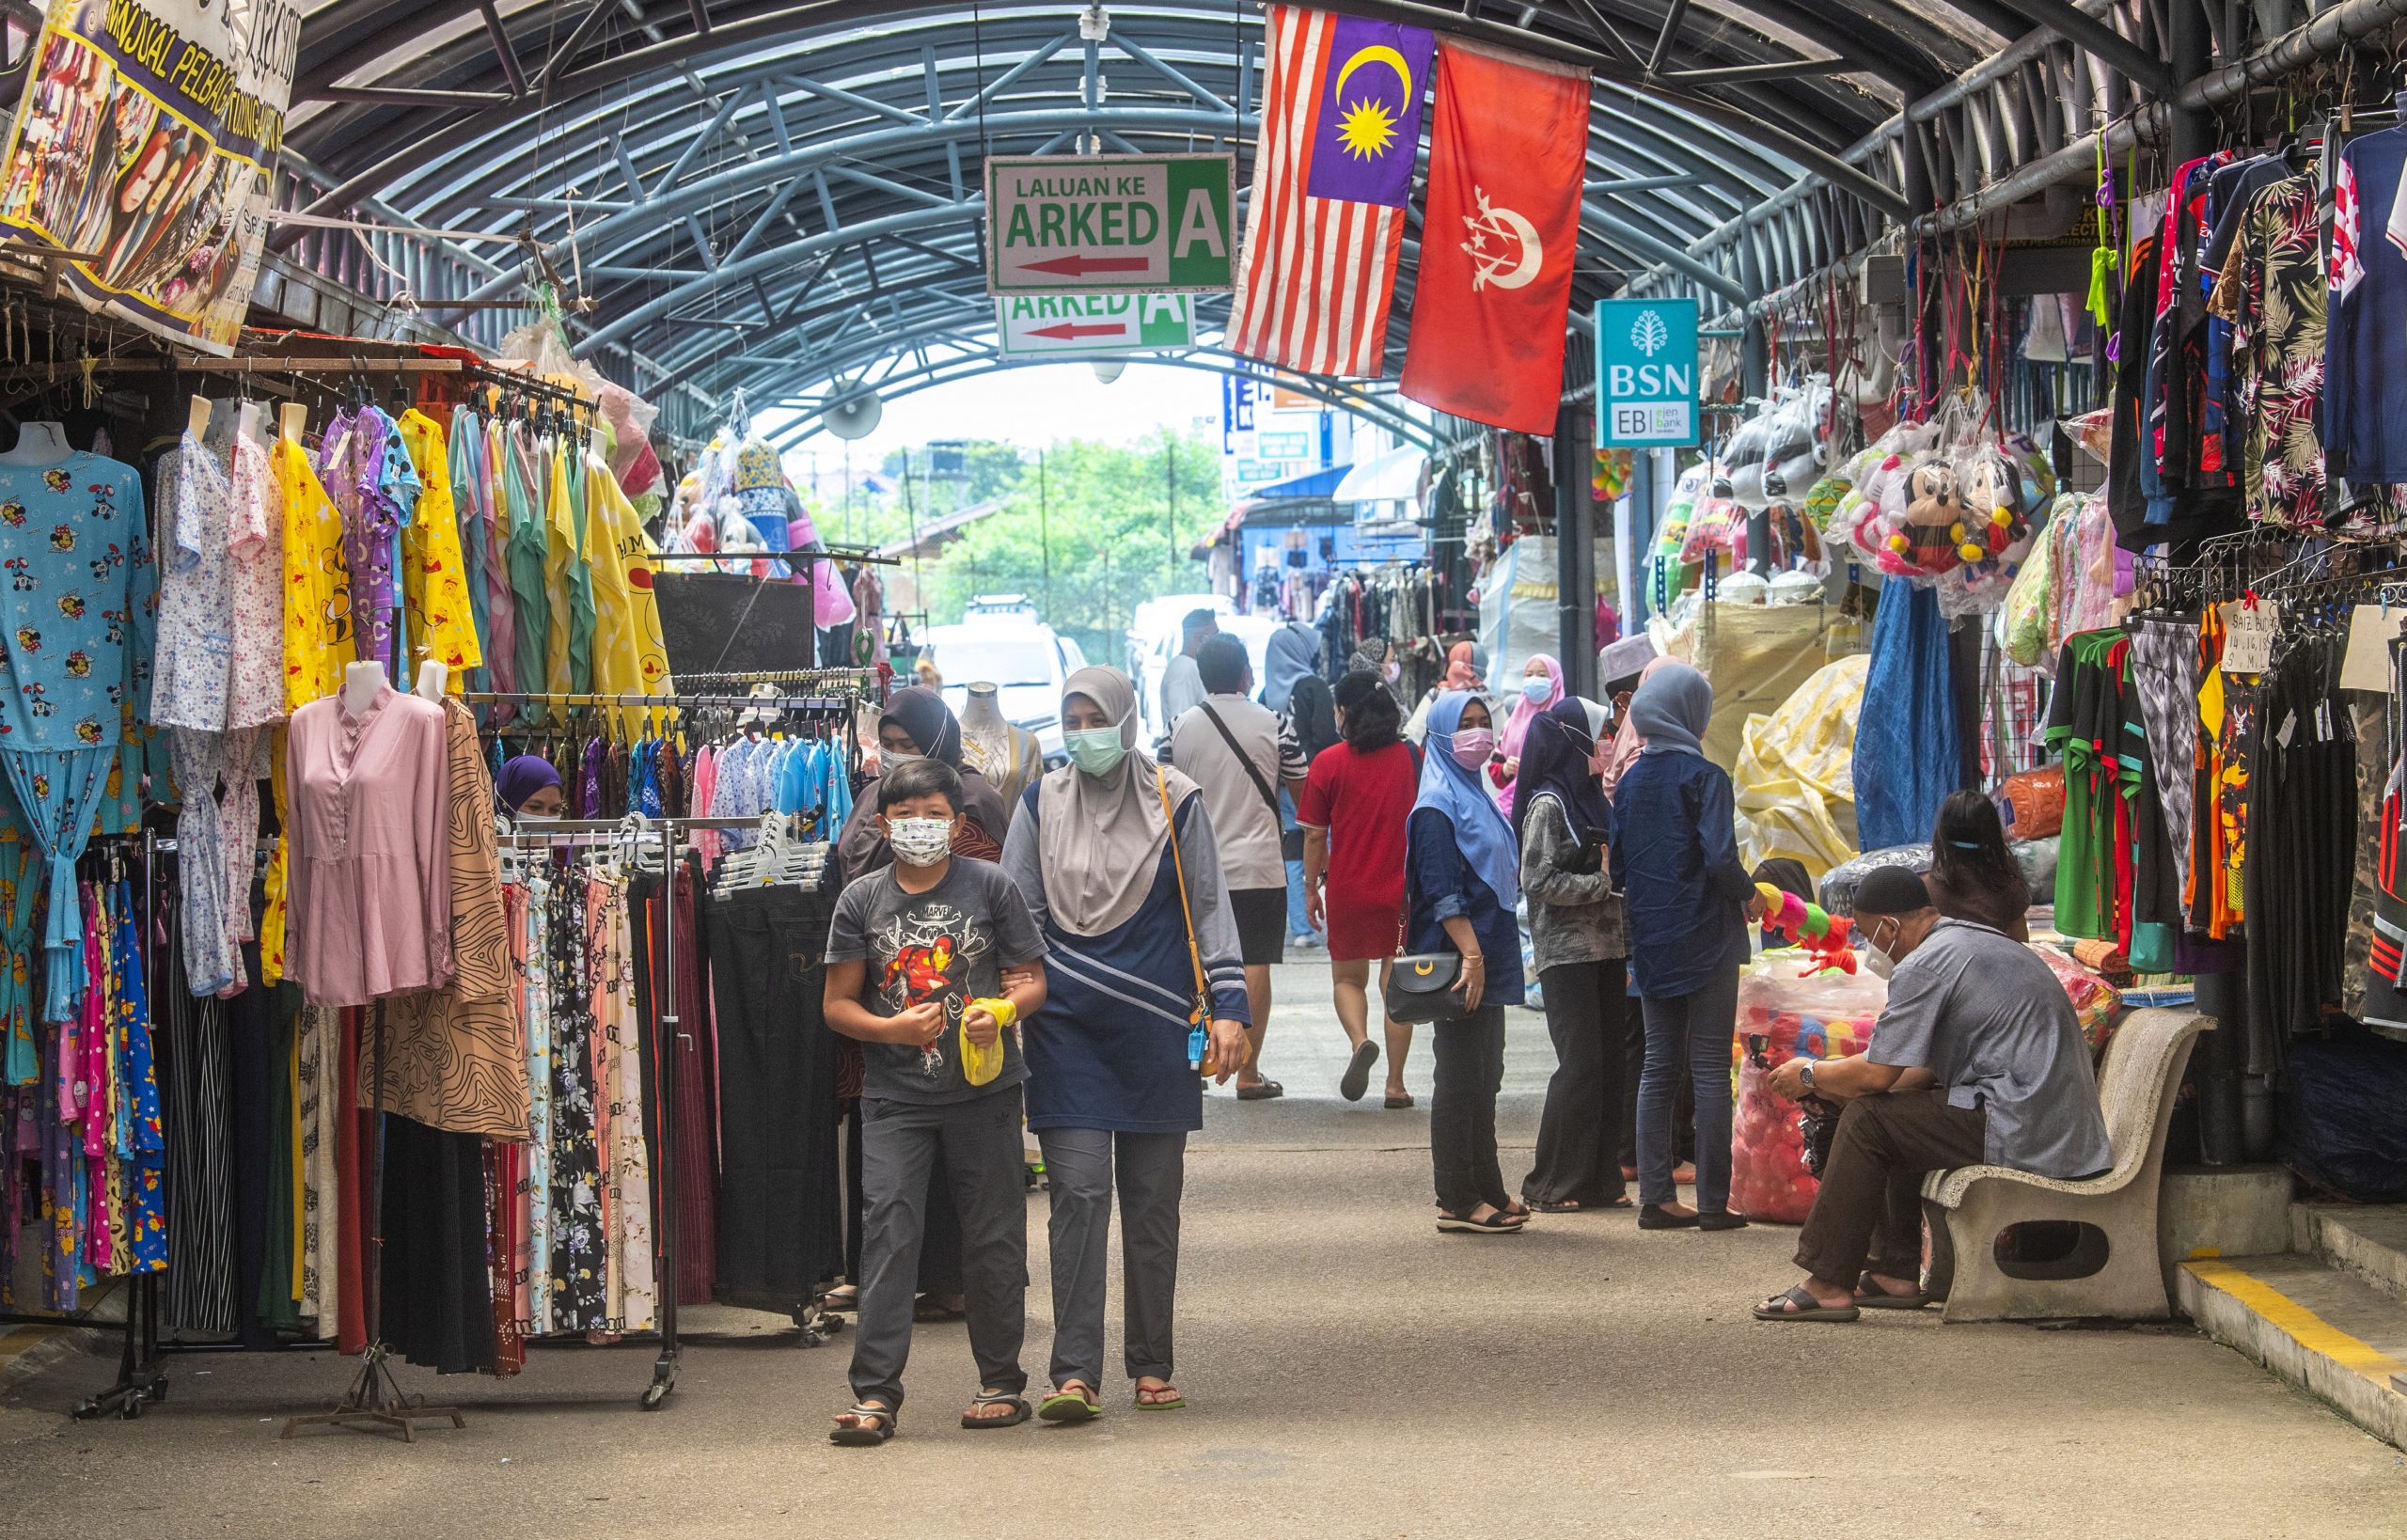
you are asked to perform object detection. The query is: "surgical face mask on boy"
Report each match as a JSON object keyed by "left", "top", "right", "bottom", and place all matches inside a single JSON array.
[
  {"left": 885, "top": 815, "right": 954, "bottom": 867},
  {"left": 1450, "top": 727, "right": 1496, "bottom": 771},
  {"left": 1064, "top": 726, "right": 1127, "bottom": 776}
]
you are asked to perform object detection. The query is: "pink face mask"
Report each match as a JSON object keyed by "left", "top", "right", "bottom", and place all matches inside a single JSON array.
[{"left": 1450, "top": 727, "right": 1496, "bottom": 770}]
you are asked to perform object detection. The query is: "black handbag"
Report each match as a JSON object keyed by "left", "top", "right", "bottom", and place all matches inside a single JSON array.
[{"left": 1383, "top": 952, "right": 1466, "bottom": 1024}]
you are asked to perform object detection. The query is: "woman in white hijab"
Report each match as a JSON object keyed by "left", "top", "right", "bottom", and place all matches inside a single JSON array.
[{"left": 1000, "top": 665, "right": 1251, "bottom": 1422}]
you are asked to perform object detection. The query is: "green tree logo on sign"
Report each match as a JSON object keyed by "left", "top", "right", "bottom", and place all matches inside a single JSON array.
[{"left": 1631, "top": 309, "right": 1670, "bottom": 358}]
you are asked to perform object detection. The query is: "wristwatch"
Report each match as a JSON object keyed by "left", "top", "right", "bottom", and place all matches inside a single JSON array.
[{"left": 1799, "top": 1060, "right": 1818, "bottom": 1092}]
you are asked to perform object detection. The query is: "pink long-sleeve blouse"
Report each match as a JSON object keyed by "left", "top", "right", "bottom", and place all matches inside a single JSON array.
[{"left": 285, "top": 682, "right": 455, "bottom": 1006}]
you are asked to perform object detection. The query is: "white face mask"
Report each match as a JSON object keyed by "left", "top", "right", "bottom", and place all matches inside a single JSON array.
[
  {"left": 1861, "top": 919, "right": 1898, "bottom": 980},
  {"left": 886, "top": 815, "right": 954, "bottom": 867}
]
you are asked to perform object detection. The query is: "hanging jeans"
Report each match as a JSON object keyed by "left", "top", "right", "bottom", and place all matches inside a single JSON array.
[
  {"left": 4, "top": 745, "right": 118, "bottom": 1021},
  {"left": 1636, "top": 967, "right": 1740, "bottom": 1215}
]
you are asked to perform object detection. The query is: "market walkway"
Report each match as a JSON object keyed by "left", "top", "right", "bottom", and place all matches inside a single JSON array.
[{"left": 0, "top": 965, "right": 2399, "bottom": 1537}]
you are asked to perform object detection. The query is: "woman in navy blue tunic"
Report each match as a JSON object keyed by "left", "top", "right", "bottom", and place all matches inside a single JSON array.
[{"left": 1000, "top": 666, "right": 1250, "bottom": 1420}]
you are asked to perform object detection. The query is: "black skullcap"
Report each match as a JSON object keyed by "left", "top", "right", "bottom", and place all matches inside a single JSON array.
[{"left": 1852, "top": 866, "right": 1934, "bottom": 918}]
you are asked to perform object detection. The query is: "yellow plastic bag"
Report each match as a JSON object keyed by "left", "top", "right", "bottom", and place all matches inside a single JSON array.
[{"left": 961, "top": 997, "right": 1014, "bottom": 1087}]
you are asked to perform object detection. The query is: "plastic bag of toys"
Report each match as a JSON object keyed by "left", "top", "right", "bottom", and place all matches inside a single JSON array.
[{"left": 1731, "top": 960, "right": 1888, "bottom": 1222}]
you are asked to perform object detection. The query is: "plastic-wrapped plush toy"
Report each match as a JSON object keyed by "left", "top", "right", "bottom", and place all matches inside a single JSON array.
[
  {"left": 1730, "top": 961, "right": 1887, "bottom": 1222},
  {"left": 1883, "top": 455, "right": 1968, "bottom": 577},
  {"left": 1755, "top": 882, "right": 1856, "bottom": 975}
]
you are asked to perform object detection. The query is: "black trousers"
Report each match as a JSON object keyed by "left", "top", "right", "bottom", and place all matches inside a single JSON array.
[
  {"left": 1525, "top": 958, "right": 1630, "bottom": 1207},
  {"left": 705, "top": 882, "right": 844, "bottom": 1310},
  {"left": 1431, "top": 1005, "right": 1508, "bottom": 1215}
]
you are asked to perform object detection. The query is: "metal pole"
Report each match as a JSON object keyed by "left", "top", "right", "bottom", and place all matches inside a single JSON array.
[
  {"left": 1038, "top": 449, "right": 1052, "bottom": 618},
  {"left": 1554, "top": 401, "right": 1598, "bottom": 700},
  {"left": 645, "top": 819, "right": 681, "bottom": 1408}
]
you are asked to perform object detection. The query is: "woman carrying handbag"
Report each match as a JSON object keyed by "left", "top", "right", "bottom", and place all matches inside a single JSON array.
[
  {"left": 1395, "top": 691, "right": 1526, "bottom": 1234},
  {"left": 999, "top": 667, "right": 1251, "bottom": 1419}
]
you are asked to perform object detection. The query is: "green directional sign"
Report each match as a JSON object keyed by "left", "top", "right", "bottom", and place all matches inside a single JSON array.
[
  {"left": 985, "top": 153, "right": 1235, "bottom": 295},
  {"left": 996, "top": 293, "right": 1196, "bottom": 357}
]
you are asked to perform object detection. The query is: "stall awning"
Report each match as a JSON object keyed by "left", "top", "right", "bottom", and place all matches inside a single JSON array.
[
  {"left": 1255, "top": 464, "right": 1352, "bottom": 499},
  {"left": 1333, "top": 447, "right": 1426, "bottom": 504}
]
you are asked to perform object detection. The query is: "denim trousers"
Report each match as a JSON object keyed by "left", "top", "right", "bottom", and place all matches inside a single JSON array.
[{"left": 1635, "top": 967, "right": 1740, "bottom": 1213}]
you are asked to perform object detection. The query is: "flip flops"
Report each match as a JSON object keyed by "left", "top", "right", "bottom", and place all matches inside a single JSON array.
[
  {"left": 1855, "top": 1273, "right": 1934, "bottom": 1310},
  {"left": 1437, "top": 1209, "right": 1527, "bottom": 1234},
  {"left": 961, "top": 1393, "right": 1031, "bottom": 1429},
  {"left": 829, "top": 1402, "right": 896, "bottom": 1445},
  {"left": 1039, "top": 1384, "right": 1101, "bottom": 1422},
  {"left": 1753, "top": 1284, "right": 1861, "bottom": 1323},
  {"left": 1236, "top": 1079, "right": 1284, "bottom": 1100},
  {"left": 1383, "top": 1093, "right": 1415, "bottom": 1109},
  {"left": 1339, "top": 1041, "right": 1379, "bottom": 1102},
  {"left": 1134, "top": 1384, "right": 1187, "bottom": 1410}
]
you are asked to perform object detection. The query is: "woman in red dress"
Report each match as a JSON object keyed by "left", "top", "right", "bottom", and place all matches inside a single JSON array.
[{"left": 1298, "top": 670, "right": 1422, "bottom": 1108}]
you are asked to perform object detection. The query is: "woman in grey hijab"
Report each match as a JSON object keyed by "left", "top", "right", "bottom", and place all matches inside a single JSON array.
[{"left": 999, "top": 666, "right": 1251, "bottom": 1420}]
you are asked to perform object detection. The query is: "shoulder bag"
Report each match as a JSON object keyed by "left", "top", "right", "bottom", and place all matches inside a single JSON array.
[
  {"left": 1383, "top": 951, "right": 1466, "bottom": 1024},
  {"left": 1194, "top": 700, "right": 1282, "bottom": 820},
  {"left": 1155, "top": 765, "right": 1213, "bottom": 1072}
]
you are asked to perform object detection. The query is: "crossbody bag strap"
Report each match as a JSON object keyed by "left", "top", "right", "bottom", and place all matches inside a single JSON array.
[
  {"left": 1155, "top": 765, "right": 1209, "bottom": 1023},
  {"left": 1195, "top": 700, "right": 1282, "bottom": 818}
]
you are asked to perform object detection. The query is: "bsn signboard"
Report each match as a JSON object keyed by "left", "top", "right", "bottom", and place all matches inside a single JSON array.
[
  {"left": 1595, "top": 297, "right": 1700, "bottom": 448},
  {"left": 996, "top": 293, "right": 1196, "bottom": 357},
  {"left": 985, "top": 154, "right": 1235, "bottom": 294}
]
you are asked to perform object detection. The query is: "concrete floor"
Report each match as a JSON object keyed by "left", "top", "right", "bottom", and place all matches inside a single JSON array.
[{"left": 2, "top": 963, "right": 2401, "bottom": 1537}]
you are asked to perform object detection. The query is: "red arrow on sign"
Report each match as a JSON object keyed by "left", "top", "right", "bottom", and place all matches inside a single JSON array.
[
  {"left": 1016, "top": 254, "right": 1153, "bottom": 276},
  {"left": 1028, "top": 322, "right": 1132, "bottom": 340}
]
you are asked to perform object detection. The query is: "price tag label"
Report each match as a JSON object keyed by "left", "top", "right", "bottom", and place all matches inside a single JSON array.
[{"left": 2218, "top": 599, "right": 2278, "bottom": 676}]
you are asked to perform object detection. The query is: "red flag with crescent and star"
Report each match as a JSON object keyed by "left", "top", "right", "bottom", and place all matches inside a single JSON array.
[
  {"left": 1228, "top": 6, "right": 1435, "bottom": 378},
  {"left": 1400, "top": 37, "right": 1590, "bottom": 432}
]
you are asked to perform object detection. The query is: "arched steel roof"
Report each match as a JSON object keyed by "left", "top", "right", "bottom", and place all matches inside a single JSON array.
[{"left": 275, "top": 1, "right": 2125, "bottom": 437}]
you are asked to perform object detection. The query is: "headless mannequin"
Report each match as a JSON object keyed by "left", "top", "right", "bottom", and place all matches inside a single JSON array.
[
  {"left": 341, "top": 660, "right": 385, "bottom": 715},
  {"left": 0, "top": 422, "right": 71, "bottom": 465},
  {"left": 415, "top": 660, "right": 447, "bottom": 699}
]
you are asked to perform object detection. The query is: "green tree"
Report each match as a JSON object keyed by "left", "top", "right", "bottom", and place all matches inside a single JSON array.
[{"left": 918, "top": 429, "right": 1221, "bottom": 663}]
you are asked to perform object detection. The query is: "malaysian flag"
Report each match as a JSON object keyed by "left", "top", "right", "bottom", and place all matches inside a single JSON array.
[{"left": 1228, "top": 7, "right": 1433, "bottom": 378}]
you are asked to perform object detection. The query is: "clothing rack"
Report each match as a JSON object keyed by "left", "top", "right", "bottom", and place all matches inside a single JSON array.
[
  {"left": 462, "top": 688, "right": 861, "bottom": 713},
  {"left": 492, "top": 811, "right": 842, "bottom": 1411},
  {"left": 0, "top": 826, "right": 168, "bottom": 1421}
]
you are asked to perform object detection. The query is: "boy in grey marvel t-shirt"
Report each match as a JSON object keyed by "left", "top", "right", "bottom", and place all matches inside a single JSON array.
[{"left": 822, "top": 758, "right": 1047, "bottom": 1443}]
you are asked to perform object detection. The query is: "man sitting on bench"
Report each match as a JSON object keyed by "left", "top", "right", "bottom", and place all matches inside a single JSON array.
[{"left": 1752, "top": 866, "right": 2111, "bottom": 1323}]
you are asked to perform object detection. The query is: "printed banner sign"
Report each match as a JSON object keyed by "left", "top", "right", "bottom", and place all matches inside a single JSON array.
[{"left": 0, "top": 0, "right": 301, "bottom": 354}]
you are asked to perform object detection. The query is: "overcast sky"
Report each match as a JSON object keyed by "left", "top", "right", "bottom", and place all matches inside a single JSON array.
[{"left": 770, "top": 361, "right": 1222, "bottom": 500}]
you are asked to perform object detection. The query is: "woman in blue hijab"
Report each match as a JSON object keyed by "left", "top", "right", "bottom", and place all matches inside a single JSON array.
[
  {"left": 1406, "top": 690, "right": 1525, "bottom": 1234},
  {"left": 1608, "top": 663, "right": 1761, "bottom": 1233}
]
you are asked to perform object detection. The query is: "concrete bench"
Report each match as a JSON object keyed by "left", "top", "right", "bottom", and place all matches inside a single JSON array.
[{"left": 1920, "top": 1008, "right": 2212, "bottom": 1323}]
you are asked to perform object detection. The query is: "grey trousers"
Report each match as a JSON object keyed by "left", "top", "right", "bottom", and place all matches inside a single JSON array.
[
  {"left": 848, "top": 1086, "right": 1030, "bottom": 1409},
  {"left": 1037, "top": 1127, "right": 1187, "bottom": 1390}
]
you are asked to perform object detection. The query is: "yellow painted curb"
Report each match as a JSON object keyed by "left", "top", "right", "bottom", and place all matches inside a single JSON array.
[{"left": 2183, "top": 1259, "right": 2407, "bottom": 1388}]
